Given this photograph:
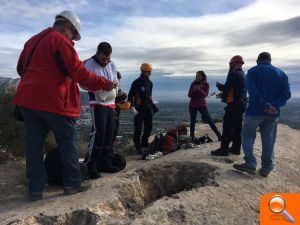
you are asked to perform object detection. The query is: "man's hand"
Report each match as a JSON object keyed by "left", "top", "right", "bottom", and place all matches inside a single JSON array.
[
  {"left": 106, "top": 81, "right": 118, "bottom": 91},
  {"left": 264, "top": 105, "right": 278, "bottom": 115}
]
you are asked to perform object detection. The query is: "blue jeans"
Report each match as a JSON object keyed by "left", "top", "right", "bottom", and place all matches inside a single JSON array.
[
  {"left": 242, "top": 115, "right": 278, "bottom": 171},
  {"left": 189, "top": 106, "right": 221, "bottom": 139},
  {"left": 20, "top": 107, "right": 81, "bottom": 194}
]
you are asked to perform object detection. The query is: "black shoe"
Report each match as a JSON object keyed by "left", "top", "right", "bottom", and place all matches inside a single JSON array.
[
  {"left": 190, "top": 135, "right": 195, "bottom": 141},
  {"left": 28, "top": 193, "right": 42, "bottom": 202},
  {"left": 258, "top": 168, "right": 271, "bottom": 178},
  {"left": 87, "top": 163, "right": 101, "bottom": 179},
  {"left": 142, "top": 153, "right": 147, "bottom": 160},
  {"left": 233, "top": 163, "right": 256, "bottom": 175},
  {"left": 194, "top": 136, "right": 206, "bottom": 145},
  {"left": 211, "top": 148, "right": 229, "bottom": 156},
  {"left": 229, "top": 148, "right": 241, "bottom": 155},
  {"left": 64, "top": 181, "right": 91, "bottom": 196}
]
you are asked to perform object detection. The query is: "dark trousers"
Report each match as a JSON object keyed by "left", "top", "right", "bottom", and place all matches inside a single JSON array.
[
  {"left": 134, "top": 108, "right": 153, "bottom": 149},
  {"left": 87, "top": 105, "right": 116, "bottom": 167},
  {"left": 112, "top": 109, "right": 121, "bottom": 143},
  {"left": 221, "top": 104, "right": 245, "bottom": 151},
  {"left": 20, "top": 106, "right": 81, "bottom": 194},
  {"left": 189, "top": 106, "right": 221, "bottom": 139}
]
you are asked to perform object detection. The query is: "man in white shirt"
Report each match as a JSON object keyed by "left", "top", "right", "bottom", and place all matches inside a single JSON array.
[{"left": 84, "top": 42, "right": 120, "bottom": 179}]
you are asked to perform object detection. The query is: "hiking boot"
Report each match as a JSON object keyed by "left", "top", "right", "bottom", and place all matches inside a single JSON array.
[
  {"left": 142, "top": 153, "right": 149, "bottom": 160},
  {"left": 229, "top": 148, "right": 241, "bottom": 155},
  {"left": 211, "top": 148, "right": 229, "bottom": 156},
  {"left": 28, "top": 193, "right": 42, "bottom": 202},
  {"left": 258, "top": 168, "right": 271, "bottom": 178},
  {"left": 233, "top": 163, "right": 256, "bottom": 175},
  {"left": 64, "top": 181, "right": 91, "bottom": 196},
  {"left": 190, "top": 135, "right": 195, "bottom": 142},
  {"left": 87, "top": 163, "right": 101, "bottom": 180}
]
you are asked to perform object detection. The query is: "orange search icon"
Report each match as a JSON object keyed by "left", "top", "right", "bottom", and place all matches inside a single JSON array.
[{"left": 269, "top": 195, "right": 295, "bottom": 223}]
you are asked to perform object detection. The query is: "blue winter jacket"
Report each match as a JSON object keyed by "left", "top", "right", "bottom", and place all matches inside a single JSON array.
[{"left": 245, "top": 61, "right": 291, "bottom": 116}]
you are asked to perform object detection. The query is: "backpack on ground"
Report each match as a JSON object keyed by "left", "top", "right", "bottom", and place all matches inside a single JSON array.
[
  {"left": 111, "top": 153, "right": 126, "bottom": 170},
  {"left": 142, "top": 134, "right": 165, "bottom": 159},
  {"left": 44, "top": 147, "right": 89, "bottom": 186}
]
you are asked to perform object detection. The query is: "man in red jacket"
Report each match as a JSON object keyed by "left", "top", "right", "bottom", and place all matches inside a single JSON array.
[{"left": 13, "top": 10, "right": 117, "bottom": 201}]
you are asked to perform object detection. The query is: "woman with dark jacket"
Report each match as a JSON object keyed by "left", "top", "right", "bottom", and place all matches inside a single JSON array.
[{"left": 188, "top": 71, "right": 222, "bottom": 141}]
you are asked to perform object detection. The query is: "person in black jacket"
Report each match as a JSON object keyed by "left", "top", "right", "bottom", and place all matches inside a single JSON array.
[
  {"left": 211, "top": 55, "right": 247, "bottom": 156},
  {"left": 128, "top": 63, "right": 158, "bottom": 153}
]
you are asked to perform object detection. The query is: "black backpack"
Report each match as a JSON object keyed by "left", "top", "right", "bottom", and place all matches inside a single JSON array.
[
  {"left": 142, "top": 133, "right": 165, "bottom": 159},
  {"left": 44, "top": 147, "right": 89, "bottom": 186},
  {"left": 111, "top": 153, "right": 126, "bottom": 170}
]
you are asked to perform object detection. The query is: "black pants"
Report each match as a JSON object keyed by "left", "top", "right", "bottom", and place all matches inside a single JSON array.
[
  {"left": 221, "top": 104, "right": 245, "bottom": 151},
  {"left": 134, "top": 108, "right": 153, "bottom": 149},
  {"left": 87, "top": 105, "right": 116, "bottom": 167},
  {"left": 189, "top": 106, "right": 221, "bottom": 139},
  {"left": 112, "top": 109, "right": 121, "bottom": 143}
]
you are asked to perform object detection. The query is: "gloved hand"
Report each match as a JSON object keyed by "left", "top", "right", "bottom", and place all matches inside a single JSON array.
[
  {"left": 152, "top": 105, "right": 159, "bottom": 115},
  {"left": 130, "top": 106, "right": 138, "bottom": 116}
]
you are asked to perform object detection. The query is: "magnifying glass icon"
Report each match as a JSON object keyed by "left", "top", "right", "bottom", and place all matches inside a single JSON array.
[{"left": 268, "top": 195, "right": 295, "bottom": 223}]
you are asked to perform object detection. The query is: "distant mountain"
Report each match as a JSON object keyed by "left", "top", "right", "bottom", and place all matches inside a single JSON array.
[{"left": 0, "top": 77, "right": 20, "bottom": 92}]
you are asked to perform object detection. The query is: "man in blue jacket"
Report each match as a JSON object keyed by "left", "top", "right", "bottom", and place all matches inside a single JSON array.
[
  {"left": 128, "top": 63, "right": 158, "bottom": 153},
  {"left": 233, "top": 52, "right": 291, "bottom": 177}
]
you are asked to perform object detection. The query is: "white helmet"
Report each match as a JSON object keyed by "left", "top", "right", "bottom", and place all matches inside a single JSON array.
[{"left": 55, "top": 10, "right": 81, "bottom": 41}]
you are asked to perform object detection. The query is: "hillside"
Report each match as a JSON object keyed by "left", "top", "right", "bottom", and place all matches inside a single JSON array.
[{"left": 0, "top": 124, "right": 299, "bottom": 225}]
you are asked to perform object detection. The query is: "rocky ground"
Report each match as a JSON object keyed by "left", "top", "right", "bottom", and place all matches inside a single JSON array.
[{"left": 0, "top": 123, "right": 299, "bottom": 225}]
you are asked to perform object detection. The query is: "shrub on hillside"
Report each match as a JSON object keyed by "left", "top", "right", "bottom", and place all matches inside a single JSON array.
[
  {"left": 0, "top": 88, "right": 57, "bottom": 157},
  {"left": 0, "top": 88, "right": 26, "bottom": 156}
]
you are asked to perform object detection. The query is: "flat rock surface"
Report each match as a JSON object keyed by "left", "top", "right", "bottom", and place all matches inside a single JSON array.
[{"left": 0, "top": 124, "right": 299, "bottom": 225}]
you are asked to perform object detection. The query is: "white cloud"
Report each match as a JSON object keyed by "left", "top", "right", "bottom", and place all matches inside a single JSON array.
[
  {"left": 1, "top": 0, "right": 300, "bottom": 78},
  {"left": 75, "top": 0, "right": 300, "bottom": 77}
]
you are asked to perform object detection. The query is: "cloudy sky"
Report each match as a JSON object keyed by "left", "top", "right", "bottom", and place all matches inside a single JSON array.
[{"left": 0, "top": 0, "right": 299, "bottom": 100}]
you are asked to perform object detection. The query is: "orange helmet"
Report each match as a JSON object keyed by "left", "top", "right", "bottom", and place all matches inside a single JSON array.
[
  {"left": 229, "top": 55, "right": 244, "bottom": 64},
  {"left": 140, "top": 63, "right": 153, "bottom": 72}
]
